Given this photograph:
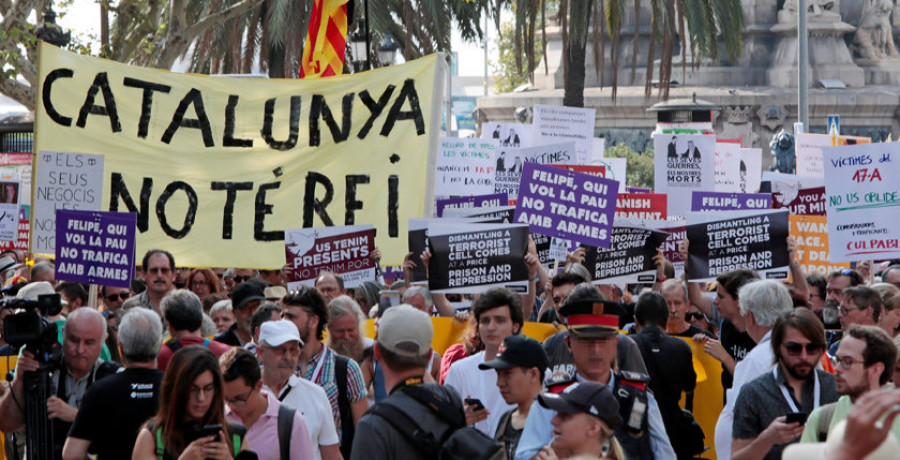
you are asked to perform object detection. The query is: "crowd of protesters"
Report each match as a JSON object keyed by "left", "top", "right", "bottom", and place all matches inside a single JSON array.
[{"left": 0, "top": 240, "right": 899, "bottom": 460}]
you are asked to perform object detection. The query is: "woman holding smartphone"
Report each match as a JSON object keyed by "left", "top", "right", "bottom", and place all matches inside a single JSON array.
[{"left": 133, "top": 347, "right": 249, "bottom": 460}]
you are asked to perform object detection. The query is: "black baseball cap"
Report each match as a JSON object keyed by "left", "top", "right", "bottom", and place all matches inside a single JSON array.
[
  {"left": 558, "top": 298, "right": 626, "bottom": 338},
  {"left": 232, "top": 282, "right": 265, "bottom": 309},
  {"left": 478, "top": 336, "right": 549, "bottom": 373},
  {"left": 537, "top": 382, "right": 623, "bottom": 429}
]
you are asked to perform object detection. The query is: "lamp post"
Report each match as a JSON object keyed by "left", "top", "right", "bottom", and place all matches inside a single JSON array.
[
  {"left": 348, "top": 21, "right": 368, "bottom": 72},
  {"left": 377, "top": 33, "right": 399, "bottom": 67},
  {"left": 34, "top": 4, "right": 71, "bottom": 47}
]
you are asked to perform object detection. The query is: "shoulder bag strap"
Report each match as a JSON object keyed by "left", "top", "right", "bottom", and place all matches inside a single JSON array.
[
  {"left": 817, "top": 402, "right": 839, "bottom": 442},
  {"left": 333, "top": 354, "right": 354, "bottom": 456},
  {"left": 368, "top": 401, "right": 441, "bottom": 456},
  {"left": 277, "top": 404, "right": 295, "bottom": 460}
]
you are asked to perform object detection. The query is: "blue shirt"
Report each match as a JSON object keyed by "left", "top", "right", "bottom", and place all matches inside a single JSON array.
[{"left": 514, "top": 370, "right": 675, "bottom": 460}]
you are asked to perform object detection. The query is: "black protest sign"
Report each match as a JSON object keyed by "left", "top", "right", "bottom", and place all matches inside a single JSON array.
[
  {"left": 427, "top": 223, "right": 530, "bottom": 294},
  {"left": 439, "top": 205, "right": 556, "bottom": 268},
  {"left": 408, "top": 217, "right": 488, "bottom": 284},
  {"left": 686, "top": 209, "right": 790, "bottom": 282},
  {"left": 581, "top": 223, "right": 670, "bottom": 285}
]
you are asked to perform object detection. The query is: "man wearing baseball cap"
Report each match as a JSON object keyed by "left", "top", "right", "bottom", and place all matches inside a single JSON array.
[
  {"left": 516, "top": 298, "right": 675, "bottom": 460},
  {"left": 534, "top": 382, "right": 626, "bottom": 459},
  {"left": 258, "top": 320, "right": 341, "bottom": 460},
  {"left": 216, "top": 281, "right": 266, "bottom": 346},
  {"left": 351, "top": 304, "right": 465, "bottom": 459},
  {"left": 479, "top": 335, "right": 548, "bottom": 460}
]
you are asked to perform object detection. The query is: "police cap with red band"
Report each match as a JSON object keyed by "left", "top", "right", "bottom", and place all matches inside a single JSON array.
[{"left": 558, "top": 298, "right": 626, "bottom": 337}]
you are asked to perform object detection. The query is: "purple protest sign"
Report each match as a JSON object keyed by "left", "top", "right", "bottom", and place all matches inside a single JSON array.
[
  {"left": 691, "top": 191, "right": 773, "bottom": 211},
  {"left": 436, "top": 193, "right": 509, "bottom": 217},
  {"left": 626, "top": 186, "right": 652, "bottom": 194},
  {"left": 55, "top": 210, "right": 136, "bottom": 288},
  {"left": 514, "top": 162, "right": 618, "bottom": 248}
]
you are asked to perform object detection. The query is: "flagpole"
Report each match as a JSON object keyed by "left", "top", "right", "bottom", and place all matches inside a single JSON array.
[{"left": 364, "top": 0, "right": 371, "bottom": 70}]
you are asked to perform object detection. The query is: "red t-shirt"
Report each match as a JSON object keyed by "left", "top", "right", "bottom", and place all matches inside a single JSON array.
[
  {"left": 439, "top": 343, "right": 470, "bottom": 384},
  {"left": 157, "top": 336, "right": 232, "bottom": 372}
]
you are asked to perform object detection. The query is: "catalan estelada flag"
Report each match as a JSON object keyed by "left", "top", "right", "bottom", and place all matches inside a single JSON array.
[{"left": 299, "top": 0, "right": 350, "bottom": 78}]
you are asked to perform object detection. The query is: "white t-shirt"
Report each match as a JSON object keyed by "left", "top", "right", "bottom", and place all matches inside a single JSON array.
[
  {"left": 268, "top": 375, "right": 340, "bottom": 460},
  {"left": 444, "top": 351, "right": 514, "bottom": 437}
]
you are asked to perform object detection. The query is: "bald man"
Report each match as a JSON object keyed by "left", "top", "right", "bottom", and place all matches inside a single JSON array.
[{"left": 0, "top": 307, "right": 121, "bottom": 459}]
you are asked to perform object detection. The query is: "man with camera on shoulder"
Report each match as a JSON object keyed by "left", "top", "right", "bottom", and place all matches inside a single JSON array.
[{"left": 0, "top": 305, "right": 121, "bottom": 459}]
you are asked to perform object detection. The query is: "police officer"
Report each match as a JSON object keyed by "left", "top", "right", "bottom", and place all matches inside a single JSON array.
[{"left": 515, "top": 298, "right": 675, "bottom": 459}]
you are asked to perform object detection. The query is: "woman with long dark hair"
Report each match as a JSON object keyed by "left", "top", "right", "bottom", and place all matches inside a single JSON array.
[{"left": 133, "top": 347, "right": 248, "bottom": 459}]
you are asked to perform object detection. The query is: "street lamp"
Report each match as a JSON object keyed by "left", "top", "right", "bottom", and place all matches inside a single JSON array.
[
  {"left": 377, "top": 33, "right": 399, "bottom": 67},
  {"left": 348, "top": 21, "right": 368, "bottom": 72},
  {"left": 34, "top": 5, "right": 71, "bottom": 47}
]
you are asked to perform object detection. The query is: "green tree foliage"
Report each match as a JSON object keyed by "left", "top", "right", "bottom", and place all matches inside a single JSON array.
[
  {"left": 604, "top": 143, "right": 654, "bottom": 189},
  {"left": 492, "top": 21, "right": 544, "bottom": 93}
]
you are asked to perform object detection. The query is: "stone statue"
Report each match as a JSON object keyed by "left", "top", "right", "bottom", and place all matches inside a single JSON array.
[
  {"left": 769, "top": 129, "right": 796, "bottom": 174},
  {"left": 780, "top": 0, "right": 841, "bottom": 22},
  {"left": 852, "top": 0, "right": 899, "bottom": 60}
]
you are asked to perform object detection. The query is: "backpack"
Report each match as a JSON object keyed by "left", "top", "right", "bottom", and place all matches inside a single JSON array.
[
  {"left": 333, "top": 353, "right": 355, "bottom": 459},
  {"left": 369, "top": 384, "right": 503, "bottom": 460},
  {"left": 164, "top": 337, "right": 210, "bottom": 353},
  {"left": 277, "top": 404, "right": 295, "bottom": 460}
]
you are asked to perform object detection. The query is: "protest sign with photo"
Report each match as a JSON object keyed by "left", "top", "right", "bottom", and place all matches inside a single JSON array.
[
  {"left": 0, "top": 180, "right": 19, "bottom": 241},
  {"left": 284, "top": 225, "right": 375, "bottom": 289},
  {"left": 661, "top": 220, "right": 686, "bottom": 278},
  {"left": 436, "top": 138, "right": 496, "bottom": 197},
  {"left": 653, "top": 133, "right": 716, "bottom": 216},
  {"left": 494, "top": 142, "right": 576, "bottom": 198},
  {"left": 436, "top": 193, "right": 508, "bottom": 217},
  {"left": 515, "top": 162, "right": 618, "bottom": 248},
  {"left": 0, "top": 153, "right": 31, "bottom": 206},
  {"left": 714, "top": 141, "right": 742, "bottom": 192},
  {"left": 533, "top": 105, "right": 596, "bottom": 164},
  {"left": 823, "top": 142, "right": 900, "bottom": 262},
  {"left": 616, "top": 193, "right": 667, "bottom": 220},
  {"left": 33, "top": 151, "right": 105, "bottom": 254},
  {"left": 55, "top": 210, "right": 136, "bottom": 288},
  {"left": 789, "top": 215, "right": 849, "bottom": 275},
  {"left": 795, "top": 132, "right": 832, "bottom": 177},
  {"left": 740, "top": 148, "right": 763, "bottom": 193},
  {"left": 580, "top": 220, "right": 670, "bottom": 285},
  {"left": 481, "top": 122, "right": 533, "bottom": 147},
  {"left": 686, "top": 209, "right": 790, "bottom": 282},
  {"left": 691, "top": 191, "right": 772, "bottom": 212},
  {"left": 762, "top": 172, "right": 826, "bottom": 215},
  {"left": 427, "top": 223, "right": 530, "bottom": 294},
  {"left": 35, "top": 43, "right": 442, "bottom": 268}
]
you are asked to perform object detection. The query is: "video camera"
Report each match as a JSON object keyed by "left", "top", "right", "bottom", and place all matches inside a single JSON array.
[{"left": 2, "top": 293, "right": 62, "bottom": 361}]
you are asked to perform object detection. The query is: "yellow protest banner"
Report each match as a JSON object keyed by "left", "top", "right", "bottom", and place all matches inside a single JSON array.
[
  {"left": 790, "top": 214, "right": 849, "bottom": 275},
  {"left": 679, "top": 338, "right": 724, "bottom": 460},
  {"left": 34, "top": 43, "right": 444, "bottom": 268}
]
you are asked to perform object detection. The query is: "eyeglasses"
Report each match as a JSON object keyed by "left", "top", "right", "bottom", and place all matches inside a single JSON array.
[
  {"left": 105, "top": 293, "right": 129, "bottom": 301},
  {"left": 191, "top": 280, "right": 209, "bottom": 288},
  {"left": 838, "top": 304, "right": 866, "bottom": 316},
  {"left": 831, "top": 355, "right": 865, "bottom": 370},
  {"left": 233, "top": 276, "right": 251, "bottom": 283},
  {"left": 783, "top": 341, "right": 825, "bottom": 356},
  {"left": 225, "top": 389, "right": 253, "bottom": 407},
  {"left": 189, "top": 383, "right": 216, "bottom": 398},
  {"left": 685, "top": 312, "right": 705, "bottom": 321},
  {"left": 147, "top": 267, "right": 172, "bottom": 275}
]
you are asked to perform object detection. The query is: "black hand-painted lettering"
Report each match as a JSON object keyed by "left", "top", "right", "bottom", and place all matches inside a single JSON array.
[
  {"left": 303, "top": 172, "right": 334, "bottom": 227},
  {"left": 255, "top": 182, "right": 284, "bottom": 241},
  {"left": 309, "top": 93, "right": 354, "bottom": 146},
  {"left": 75, "top": 72, "right": 122, "bottom": 132},
  {"left": 380, "top": 79, "right": 425, "bottom": 137},
  {"left": 211, "top": 181, "right": 253, "bottom": 239},
  {"left": 123, "top": 77, "right": 171, "bottom": 139},
  {"left": 345, "top": 175, "right": 370, "bottom": 225},
  {"left": 161, "top": 88, "right": 215, "bottom": 147},
  {"left": 388, "top": 174, "right": 399, "bottom": 237},
  {"left": 223, "top": 95, "right": 253, "bottom": 148},
  {"left": 261, "top": 96, "right": 301, "bottom": 150},
  {"left": 43, "top": 68, "right": 74, "bottom": 127},
  {"left": 357, "top": 86, "right": 394, "bottom": 139},
  {"left": 156, "top": 181, "right": 198, "bottom": 238},
  {"left": 109, "top": 173, "right": 151, "bottom": 232}
]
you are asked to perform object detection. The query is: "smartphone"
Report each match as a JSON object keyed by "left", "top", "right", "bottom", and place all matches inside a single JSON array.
[
  {"left": 784, "top": 412, "right": 808, "bottom": 424},
  {"left": 200, "top": 424, "right": 223, "bottom": 439},
  {"left": 464, "top": 398, "right": 485, "bottom": 411}
]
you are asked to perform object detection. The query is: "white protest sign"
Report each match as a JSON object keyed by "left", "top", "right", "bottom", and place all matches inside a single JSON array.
[
  {"left": 653, "top": 133, "right": 717, "bottom": 217},
  {"left": 591, "top": 138, "right": 606, "bottom": 162},
  {"left": 494, "top": 142, "right": 576, "bottom": 199},
  {"left": 592, "top": 157, "right": 627, "bottom": 193},
  {"left": 533, "top": 105, "right": 596, "bottom": 164},
  {"left": 33, "top": 151, "right": 105, "bottom": 254},
  {"left": 823, "top": 142, "right": 900, "bottom": 262},
  {"left": 740, "top": 148, "right": 763, "bottom": 193},
  {"left": 481, "top": 122, "right": 534, "bottom": 147},
  {"left": 436, "top": 138, "right": 496, "bottom": 197},
  {"left": 795, "top": 133, "right": 832, "bottom": 177},
  {"left": 714, "top": 141, "right": 742, "bottom": 192}
]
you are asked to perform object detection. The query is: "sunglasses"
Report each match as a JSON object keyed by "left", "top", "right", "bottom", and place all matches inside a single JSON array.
[
  {"left": 685, "top": 312, "right": 705, "bottom": 321},
  {"left": 783, "top": 341, "right": 825, "bottom": 356},
  {"left": 105, "top": 293, "right": 129, "bottom": 301},
  {"left": 233, "top": 276, "right": 251, "bottom": 283}
]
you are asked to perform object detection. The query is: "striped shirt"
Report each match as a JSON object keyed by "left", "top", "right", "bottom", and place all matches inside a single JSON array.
[{"left": 299, "top": 345, "right": 367, "bottom": 440}]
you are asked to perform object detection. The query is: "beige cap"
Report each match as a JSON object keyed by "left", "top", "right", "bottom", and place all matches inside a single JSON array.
[
  {"left": 782, "top": 419, "right": 899, "bottom": 460},
  {"left": 377, "top": 304, "right": 432, "bottom": 358},
  {"left": 264, "top": 285, "right": 288, "bottom": 301},
  {"left": 17, "top": 281, "right": 66, "bottom": 305}
]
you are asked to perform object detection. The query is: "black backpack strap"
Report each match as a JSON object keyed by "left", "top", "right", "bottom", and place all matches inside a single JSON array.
[
  {"left": 401, "top": 385, "right": 466, "bottom": 429},
  {"left": 333, "top": 354, "right": 354, "bottom": 458},
  {"left": 277, "top": 404, "right": 295, "bottom": 460},
  {"left": 368, "top": 401, "right": 441, "bottom": 457},
  {"left": 165, "top": 338, "right": 183, "bottom": 353}
]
